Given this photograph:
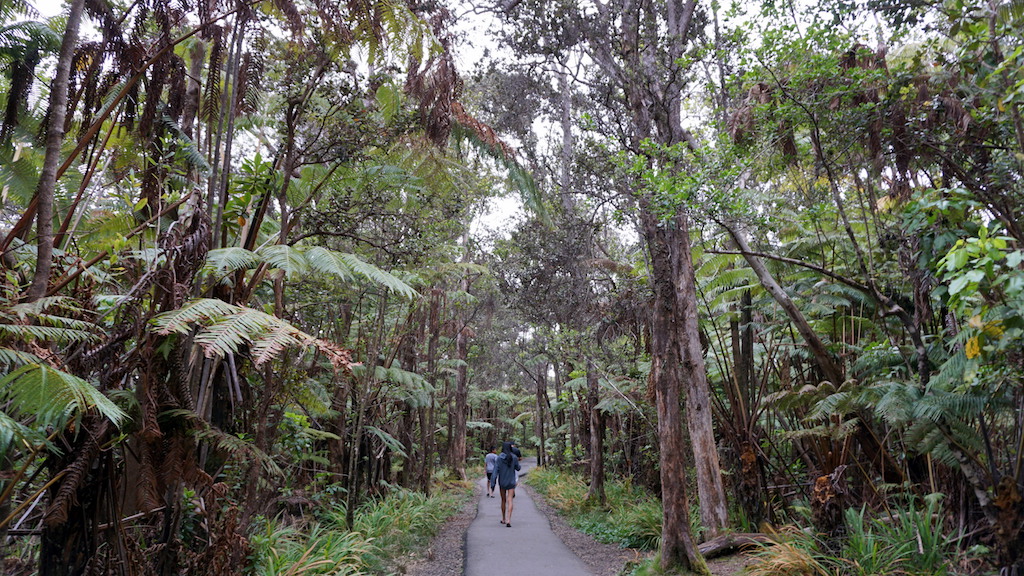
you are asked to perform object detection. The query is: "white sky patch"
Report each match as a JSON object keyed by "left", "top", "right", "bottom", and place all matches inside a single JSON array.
[
  {"left": 33, "top": 0, "right": 64, "bottom": 17},
  {"left": 471, "top": 194, "right": 523, "bottom": 239}
]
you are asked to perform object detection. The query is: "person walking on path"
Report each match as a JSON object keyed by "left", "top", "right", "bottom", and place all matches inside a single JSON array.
[
  {"left": 484, "top": 446, "right": 498, "bottom": 498},
  {"left": 489, "top": 440, "right": 521, "bottom": 527}
]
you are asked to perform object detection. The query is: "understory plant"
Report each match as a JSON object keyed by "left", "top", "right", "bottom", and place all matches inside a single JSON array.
[
  {"left": 526, "top": 467, "right": 664, "bottom": 550},
  {"left": 248, "top": 481, "right": 471, "bottom": 574},
  {"left": 747, "top": 495, "right": 955, "bottom": 576}
]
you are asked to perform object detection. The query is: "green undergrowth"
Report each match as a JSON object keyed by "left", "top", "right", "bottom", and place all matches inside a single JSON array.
[
  {"left": 525, "top": 469, "right": 982, "bottom": 576},
  {"left": 526, "top": 467, "right": 664, "bottom": 550},
  {"left": 744, "top": 495, "right": 977, "bottom": 576},
  {"left": 248, "top": 479, "right": 473, "bottom": 575}
]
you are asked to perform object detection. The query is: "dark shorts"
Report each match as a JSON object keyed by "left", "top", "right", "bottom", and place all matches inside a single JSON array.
[{"left": 487, "top": 472, "right": 493, "bottom": 482}]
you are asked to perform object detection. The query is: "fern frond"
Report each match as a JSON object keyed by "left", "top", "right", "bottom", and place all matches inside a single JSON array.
[
  {"left": 154, "top": 298, "right": 353, "bottom": 369},
  {"left": 201, "top": 247, "right": 263, "bottom": 276},
  {"left": 286, "top": 378, "right": 334, "bottom": 416},
  {"left": 151, "top": 298, "right": 240, "bottom": 335},
  {"left": 0, "top": 324, "right": 98, "bottom": 343},
  {"left": 0, "top": 410, "right": 37, "bottom": 456},
  {"left": 248, "top": 322, "right": 306, "bottom": 365},
  {"left": 259, "top": 244, "right": 309, "bottom": 278},
  {"left": 0, "top": 347, "right": 46, "bottom": 367},
  {"left": 189, "top": 418, "right": 283, "bottom": 478},
  {"left": 335, "top": 252, "right": 417, "bottom": 298},
  {"left": 0, "top": 363, "right": 128, "bottom": 429},
  {"left": 474, "top": 389, "right": 519, "bottom": 405},
  {"left": 929, "top": 351, "right": 968, "bottom": 392},
  {"left": 379, "top": 365, "right": 433, "bottom": 407},
  {"left": 304, "top": 246, "right": 356, "bottom": 281},
  {"left": 363, "top": 425, "right": 407, "bottom": 458},
  {"left": 997, "top": 0, "right": 1024, "bottom": 24},
  {"left": 700, "top": 266, "right": 758, "bottom": 295}
]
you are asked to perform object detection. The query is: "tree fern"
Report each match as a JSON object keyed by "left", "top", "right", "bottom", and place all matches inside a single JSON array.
[
  {"left": 0, "top": 363, "right": 129, "bottom": 437},
  {"left": 381, "top": 365, "right": 434, "bottom": 408},
  {"left": 201, "top": 245, "right": 417, "bottom": 298},
  {"left": 181, "top": 411, "right": 284, "bottom": 478},
  {"left": 153, "top": 298, "right": 353, "bottom": 369},
  {"left": 200, "top": 246, "right": 262, "bottom": 277},
  {"left": 363, "top": 425, "right": 407, "bottom": 458}
]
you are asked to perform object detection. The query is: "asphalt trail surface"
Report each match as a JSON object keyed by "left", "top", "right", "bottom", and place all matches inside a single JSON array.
[{"left": 465, "top": 457, "right": 593, "bottom": 576}]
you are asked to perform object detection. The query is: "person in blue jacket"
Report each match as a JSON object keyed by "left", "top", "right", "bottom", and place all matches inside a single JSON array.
[{"left": 489, "top": 441, "right": 521, "bottom": 527}]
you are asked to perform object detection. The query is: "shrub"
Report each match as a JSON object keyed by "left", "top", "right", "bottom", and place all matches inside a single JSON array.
[
  {"left": 249, "top": 481, "right": 471, "bottom": 574},
  {"left": 527, "top": 467, "right": 664, "bottom": 550}
]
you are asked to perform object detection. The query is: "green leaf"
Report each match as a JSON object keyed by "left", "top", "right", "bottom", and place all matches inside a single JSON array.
[
  {"left": 363, "top": 425, "right": 407, "bottom": 458},
  {"left": 0, "top": 363, "right": 128, "bottom": 430},
  {"left": 948, "top": 275, "right": 971, "bottom": 296}
]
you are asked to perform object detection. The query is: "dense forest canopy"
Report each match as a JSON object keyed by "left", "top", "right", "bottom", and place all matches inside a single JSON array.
[{"left": 1, "top": 0, "right": 1023, "bottom": 573}]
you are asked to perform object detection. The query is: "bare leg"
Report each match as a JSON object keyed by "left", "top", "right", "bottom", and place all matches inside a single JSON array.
[
  {"left": 499, "top": 487, "right": 508, "bottom": 523},
  {"left": 504, "top": 487, "right": 515, "bottom": 525}
]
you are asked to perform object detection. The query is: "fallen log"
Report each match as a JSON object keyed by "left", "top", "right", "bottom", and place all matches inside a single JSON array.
[{"left": 698, "top": 532, "right": 774, "bottom": 559}]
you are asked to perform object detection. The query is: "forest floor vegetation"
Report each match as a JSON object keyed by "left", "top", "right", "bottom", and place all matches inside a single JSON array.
[
  {"left": 248, "top": 479, "right": 474, "bottom": 575},
  {"left": 524, "top": 467, "right": 754, "bottom": 575}
]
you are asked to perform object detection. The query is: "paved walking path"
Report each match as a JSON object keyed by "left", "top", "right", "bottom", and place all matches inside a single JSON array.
[{"left": 465, "top": 457, "right": 593, "bottom": 576}]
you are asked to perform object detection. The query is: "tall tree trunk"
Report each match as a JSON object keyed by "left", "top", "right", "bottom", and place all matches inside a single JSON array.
[
  {"left": 27, "top": 0, "right": 85, "bottom": 302},
  {"left": 552, "top": 363, "right": 566, "bottom": 466},
  {"left": 399, "top": 326, "right": 419, "bottom": 488},
  {"left": 586, "top": 0, "right": 729, "bottom": 551},
  {"left": 535, "top": 362, "right": 547, "bottom": 467},
  {"left": 676, "top": 218, "right": 729, "bottom": 538},
  {"left": 423, "top": 287, "right": 442, "bottom": 493},
  {"left": 643, "top": 209, "right": 709, "bottom": 572},
  {"left": 728, "top": 291, "right": 766, "bottom": 525},
  {"left": 449, "top": 322, "right": 469, "bottom": 479},
  {"left": 449, "top": 262, "right": 471, "bottom": 479},
  {"left": 586, "top": 359, "right": 606, "bottom": 504}
]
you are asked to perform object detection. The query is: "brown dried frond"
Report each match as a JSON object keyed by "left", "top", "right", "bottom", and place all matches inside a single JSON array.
[
  {"left": 183, "top": 505, "right": 250, "bottom": 576},
  {"left": 168, "top": 54, "right": 187, "bottom": 121},
  {"left": 935, "top": 95, "right": 971, "bottom": 134},
  {"left": 234, "top": 46, "right": 266, "bottom": 117},
  {"left": 44, "top": 422, "right": 108, "bottom": 527},
  {"left": 840, "top": 43, "right": 885, "bottom": 72},
  {"left": 139, "top": 377, "right": 162, "bottom": 443},
  {"left": 314, "top": 338, "right": 356, "bottom": 374},
  {"left": 138, "top": 54, "right": 168, "bottom": 145},
  {"left": 273, "top": 0, "right": 305, "bottom": 36},
  {"left": 451, "top": 101, "right": 516, "bottom": 160},
  {"left": 405, "top": 9, "right": 459, "bottom": 147},
  {"left": 888, "top": 102, "right": 912, "bottom": 178},
  {"left": 314, "top": 0, "right": 351, "bottom": 42},
  {"left": 201, "top": 27, "right": 224, "bottom": 125},
  {"left": 1, "top": 53, "right": 37, "bottom": 144},
  {"left": 135, "top": 443, "right": 162, "bottom": 512},
  {"left": 727, "top": 83, "right": 771, "bottom": 145},
  {"left": 158, "top": 434, "right": 195, "bottom": 493},
  {"left": 83, "top": 0, "right": 116, "bottom": 31}
]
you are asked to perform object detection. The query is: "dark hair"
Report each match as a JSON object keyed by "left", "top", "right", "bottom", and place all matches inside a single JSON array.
[{"left": 501, "top": 441, "right": 515, "bottom": 464}]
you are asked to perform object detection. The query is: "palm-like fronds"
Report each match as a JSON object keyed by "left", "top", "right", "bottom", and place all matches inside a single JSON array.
[
  {"left": 184, "top": 412, "right": 284, "bottom": 478},
  {"left": 200, "top": 246, "right": 262, "bottom": 276},
  {"left": 363, "top": 425, "right": 407, "bottom": 458},
  {"left": 0, "top": 363, "right": 129, "bottom": 447},
  {"left": 0, "top": 296, "right": 124, "bottom": 454},
  {"left": 153, "top": 298, "right": 354, "bottom": 369},
  {"left": 201, "top": 245, "right": 418, "bottom": 298}
]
